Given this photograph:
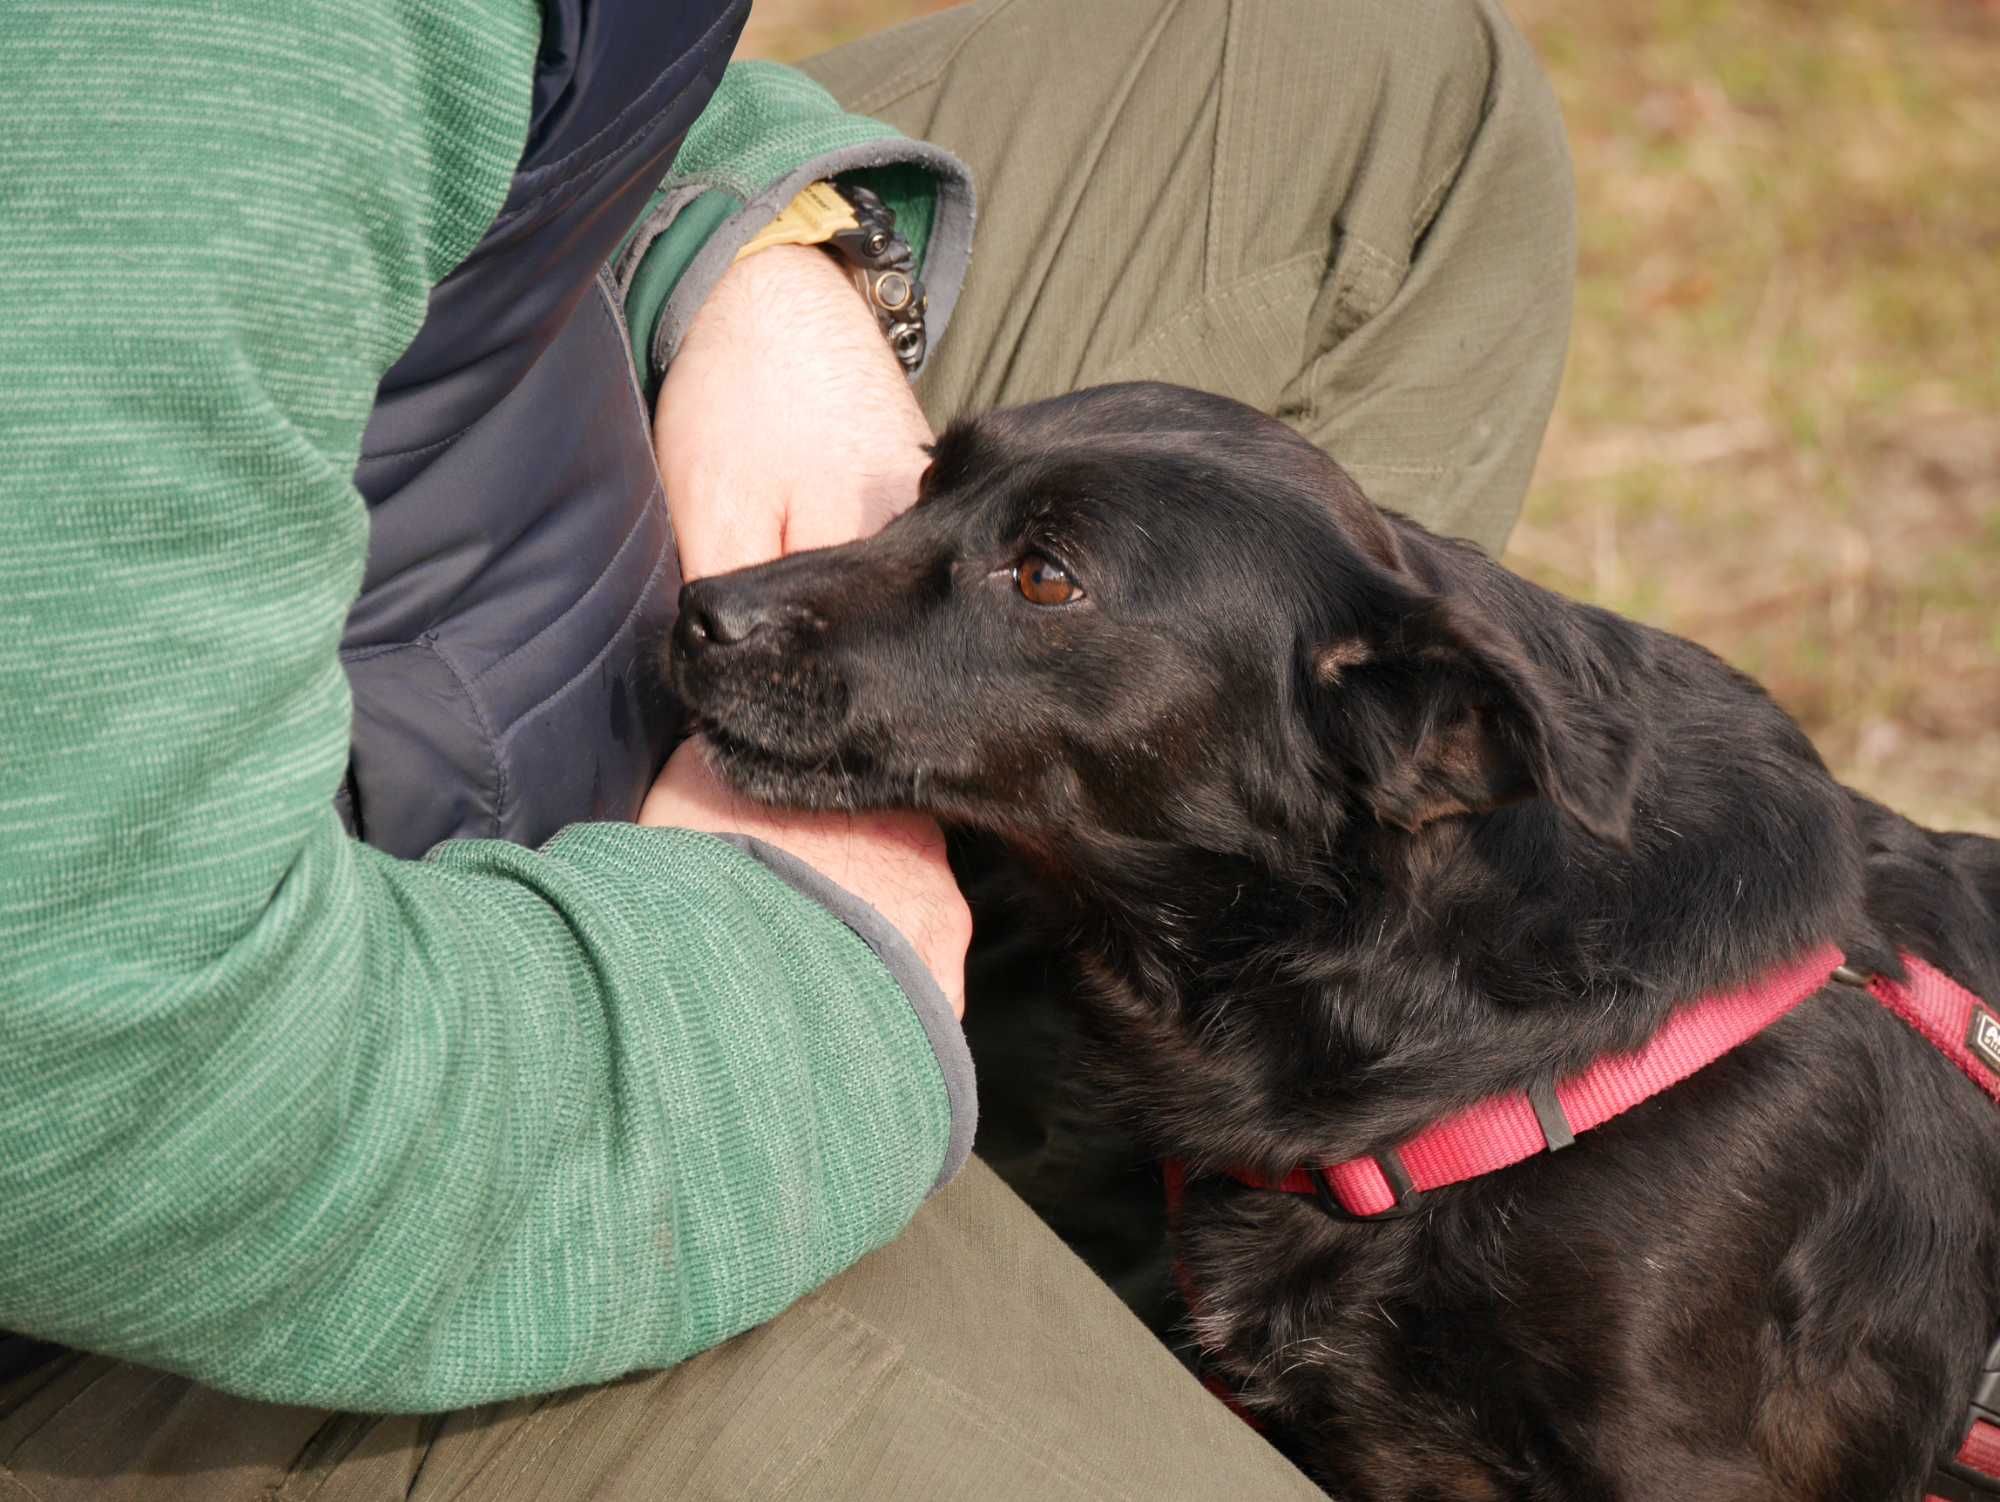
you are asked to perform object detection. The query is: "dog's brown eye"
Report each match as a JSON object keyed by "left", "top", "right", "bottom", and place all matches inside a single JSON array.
[{"left": 1015, "top": 553, "right": 1081, "bottom": 606}]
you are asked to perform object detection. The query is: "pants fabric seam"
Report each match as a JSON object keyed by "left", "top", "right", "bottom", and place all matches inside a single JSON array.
[
  {"left": 762, "top": 1306, "right": 905, "bottom": 1497},
  {"left": 1109, "top": 251, "right": 1321, "bottom": 375},
  {"left": 1203, "top": 0, "right": 1240, "bottom": 298},
  {"left": 799, "top": 1296, "right": 1142, "bottom": 1502},
  {"left": 840, "top": 0, "right": 1029, "bottom": 117},
  {"left": 418, "top": 1392, "right": 570, "bottom": 1502},
  {"left": 987, "top": 0, "right": 1189, "bottom": 400}
]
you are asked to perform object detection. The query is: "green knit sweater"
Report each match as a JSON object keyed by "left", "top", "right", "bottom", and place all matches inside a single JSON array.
[{"left": 0, "top": 0, "right": 958, "bottom": 1412}]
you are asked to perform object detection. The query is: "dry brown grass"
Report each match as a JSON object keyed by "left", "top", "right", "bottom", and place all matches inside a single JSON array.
[
  {"left": 1510, "top": 0, "right": 2000, "bottom": 835},
  {"left": 741, "top": 0, "right": 2000, "bottom": 833}
]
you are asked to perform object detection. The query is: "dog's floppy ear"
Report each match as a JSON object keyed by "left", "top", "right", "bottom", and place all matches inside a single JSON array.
[{"left": 1314, "top": 596, "right": 1640, "bottom": 846}]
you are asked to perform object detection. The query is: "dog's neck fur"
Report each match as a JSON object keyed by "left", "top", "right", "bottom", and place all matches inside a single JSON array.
[{"left": 1007, "top": 536, "right": 1871, "bottom": 1177}]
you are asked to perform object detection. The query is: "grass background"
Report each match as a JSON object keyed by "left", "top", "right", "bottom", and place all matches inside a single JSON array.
[{"left": 739, "top": 0, "right": 1999, "bottom": 834}]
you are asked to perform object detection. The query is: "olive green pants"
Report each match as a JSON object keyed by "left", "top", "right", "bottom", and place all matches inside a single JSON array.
[{"left": 0, "top": 2, "right": 1571, "bottom": 1497}]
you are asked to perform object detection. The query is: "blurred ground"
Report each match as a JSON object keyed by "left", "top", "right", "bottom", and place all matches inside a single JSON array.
[{"left": 740, "top": 0, "right": 1999, "bottom": 833}]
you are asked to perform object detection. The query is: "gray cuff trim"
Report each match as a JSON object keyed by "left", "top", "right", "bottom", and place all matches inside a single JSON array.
[
  {"left": 635, "top": 140, "right": 975, "bottom": 384},
  {"left": 611, "top": 182, "right": 713, "bottom": 304},
  {"left": 715, "top": 834, "right": 976, "bottom": 1196}
]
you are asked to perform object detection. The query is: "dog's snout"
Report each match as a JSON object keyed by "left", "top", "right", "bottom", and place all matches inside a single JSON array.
[{"left": 675, "top": 579, "right": 807, "bottom": 658}]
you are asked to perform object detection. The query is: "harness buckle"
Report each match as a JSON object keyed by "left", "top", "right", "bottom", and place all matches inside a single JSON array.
[
  {"left": 1972, "top": 1334, "right": 2000, "bottom": 1427},
  {"left": 1929, "top": 1333, "right": 2000, "bottom": 1502},
  {"left": 1310, "top": 1146, "right": 1427, "bottom": 1222}
]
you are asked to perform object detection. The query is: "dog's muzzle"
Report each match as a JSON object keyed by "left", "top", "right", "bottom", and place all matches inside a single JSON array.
[{"left": 674, "top": 577, "right": 819, "bottom": 660}]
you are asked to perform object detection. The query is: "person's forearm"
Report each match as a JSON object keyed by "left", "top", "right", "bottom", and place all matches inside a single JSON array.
[
  {"left": 0, "top": 0, "right": 956, "bottom": 1411},
  {"left": 643, "top": 239, "right": 975, "bottom": 1017}
]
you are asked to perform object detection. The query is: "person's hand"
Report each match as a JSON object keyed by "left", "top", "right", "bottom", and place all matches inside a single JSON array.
[
  {"left": 653, "top": 243, "right": 934, "bottom": 581},
  {"left": 641, "top": 740, "right": 970, "bottom": 1019},
  {"left": 647, "top": 240, "right": 966, "bottom": 1015}
]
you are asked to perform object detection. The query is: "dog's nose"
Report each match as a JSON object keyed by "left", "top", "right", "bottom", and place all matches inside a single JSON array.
[{"left": 675, "top": 579, "right": 793, "bottom": 656}]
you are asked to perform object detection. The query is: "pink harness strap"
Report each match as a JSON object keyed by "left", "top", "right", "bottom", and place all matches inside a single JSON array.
[
  {"left": 1173, "top": 946, "right": 2000, "bottom": 1497},
  {"left": 1232, "top": 949, "right": 2000, "bottom": 1217},
  {"left": 1235, "top": 943, "right": 1845, "bottom": 1216},
  {"left": 1869, "top": 957, "right": 2000, "bottom": 1107}
]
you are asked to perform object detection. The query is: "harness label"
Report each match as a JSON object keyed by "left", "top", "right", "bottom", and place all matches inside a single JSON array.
[{"left": 1969, "top": 1006, "right": 2000, "bottom": 1076}]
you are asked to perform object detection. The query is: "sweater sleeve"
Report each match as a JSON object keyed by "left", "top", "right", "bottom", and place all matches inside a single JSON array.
[
  {"left": 613, "top": 60, "right": 977, "bottom": 398},
  {"left": 0, "top": 0, "right": 960, "bottom": 1413}
]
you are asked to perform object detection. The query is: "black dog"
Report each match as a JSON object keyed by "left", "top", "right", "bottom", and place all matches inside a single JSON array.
[{"left": 668, "top": 382, "right": 2000, "bottom": 1501}]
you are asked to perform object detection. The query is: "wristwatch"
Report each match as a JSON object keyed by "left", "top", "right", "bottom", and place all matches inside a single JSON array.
[
  {"left": 822, "top": 181, "right": 929, "bottom": 374},
  {"left": 732, "top": 179, "right": 930, "bottom": 373}
]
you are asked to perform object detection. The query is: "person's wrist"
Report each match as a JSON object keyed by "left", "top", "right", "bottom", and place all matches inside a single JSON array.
[
  {"left": 640, "top": 742, "right": 969, "bottom": 1017},
  {"left": 654, "top": 244, "right": 933, "bottom": 579},
  {"left": 665, "top": 245, "right": 926, "bottom": 451},
  {"left": 726, "top": 180, "right": 930, "bottom": 375},
  {"left": 692, "top": 245, "right": 893, "bottom": 362}
]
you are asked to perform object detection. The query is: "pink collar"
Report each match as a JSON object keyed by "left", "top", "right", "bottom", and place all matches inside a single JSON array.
[
  {"left": 1172, "top": 947, "right": 2000, "bottom": 1494},
  {"left": 1227, "top": 945, "right": 2000, "bottom": 1220}
]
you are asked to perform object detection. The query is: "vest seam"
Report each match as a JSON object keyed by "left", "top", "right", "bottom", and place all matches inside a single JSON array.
[
  {"left": 595, "top": 264, "right": 650, "bottom": 406},
  {"left": 466, "top": 490, "right": 658, "bottom": 691},
  {"left": 355, "top": 416, "right": 482, "bottom": 466},
  {"left": 467, "top": 291, "right": 664, "bottom": 692},
  {"left": 421, "top": 633, "right": 510, "bottom": 834},
  {"left": 492, "top": 1, "right": 746, "bottom": 229},
  {"left": 339, "top": 640, "right": 423, "bottom": 666},
  {"left": 495, "top": 551, "right": 670, "bottom": 749}
]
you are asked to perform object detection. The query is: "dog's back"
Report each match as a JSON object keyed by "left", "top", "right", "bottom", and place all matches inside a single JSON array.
[{"left": 1854, "top": 793, "right": 2000, "bottom": 998}]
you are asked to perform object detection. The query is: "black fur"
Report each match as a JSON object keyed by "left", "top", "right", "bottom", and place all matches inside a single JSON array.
[{"left": 667, "top": 382, "right": 2000, "bottom": 1501}]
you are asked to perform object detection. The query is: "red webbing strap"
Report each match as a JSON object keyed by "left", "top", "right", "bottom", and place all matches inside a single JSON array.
[
  {"left": 1178, "top": 944, "right": 2000, "bottom": 1472},
  {"left": 1926, "top": 1418, "right": 2000, "bottom": 1501},
  {"left": 1882, "top": 960, "right": 2000, "bottom": 1501},
  {"left": 1964, "top": 1420, "right": 2000, "bottom": 1477},
  {"left": 1869, "top": 957, "right": 2000, "bottom": 1106},
  {"left": 1295, "top": 944, "right": 1846, "bottom": 1216}
]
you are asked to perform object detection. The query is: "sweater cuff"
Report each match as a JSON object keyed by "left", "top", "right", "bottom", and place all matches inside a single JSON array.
[
  {"left": 610, "top": 61, "right": 975, "bottom": 400},
  {"left": 712, "top": 834, "right": 976, "bottom": 1195}
]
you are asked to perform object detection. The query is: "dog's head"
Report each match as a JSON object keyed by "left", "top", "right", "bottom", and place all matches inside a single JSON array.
[{"left": 669, "top": 383, "right": 1637, "bottom": 869}]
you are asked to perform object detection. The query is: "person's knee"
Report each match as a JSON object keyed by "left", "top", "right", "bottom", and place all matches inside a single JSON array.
[
  {"left": 1251, "top": 0, "right": 1573, "bottom": 549},
  {"left": 1198, "top": 3, "right": 1482, "bottom": 300}
]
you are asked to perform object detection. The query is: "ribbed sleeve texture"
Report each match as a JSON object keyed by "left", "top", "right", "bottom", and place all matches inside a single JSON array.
[
  {"left": 614, "top": 61, "right": 977, "bottom": 394},
  {"left": 0, "top": 0, "right": 953, "bottom": 1412}
]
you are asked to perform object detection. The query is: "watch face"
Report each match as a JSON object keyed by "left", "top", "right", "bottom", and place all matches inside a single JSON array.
[{"left": 875, "top": 270, "right": 913, "bottom": 312}]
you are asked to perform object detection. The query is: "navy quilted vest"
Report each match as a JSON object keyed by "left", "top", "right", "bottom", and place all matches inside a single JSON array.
[{"left": 337, "top": 0, "right": 746, "bottom": 856}]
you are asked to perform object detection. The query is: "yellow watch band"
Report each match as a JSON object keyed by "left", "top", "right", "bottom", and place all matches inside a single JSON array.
[{"left": 733, "top": 181, "right": 861, "bottom": 262}]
